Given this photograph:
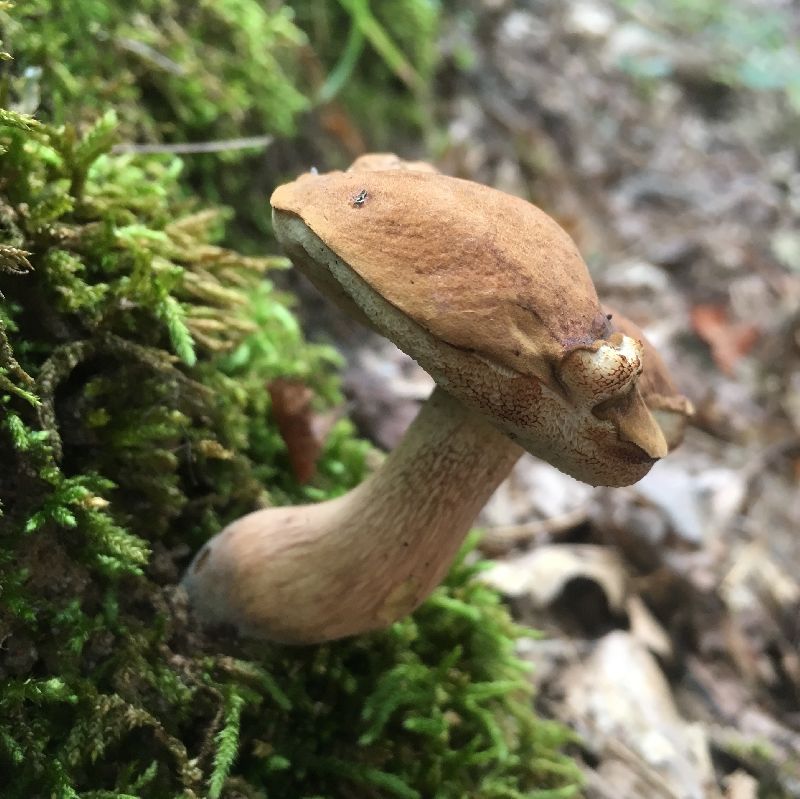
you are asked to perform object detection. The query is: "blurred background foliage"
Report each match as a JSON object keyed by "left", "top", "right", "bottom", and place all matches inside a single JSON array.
[{"left": 615, "top": 0, "right": 800, "bottom": 113}]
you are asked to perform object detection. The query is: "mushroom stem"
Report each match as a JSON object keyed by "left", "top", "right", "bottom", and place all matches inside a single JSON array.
[{"left": 183, "top": 386, "right": 523, "bottom": 643}]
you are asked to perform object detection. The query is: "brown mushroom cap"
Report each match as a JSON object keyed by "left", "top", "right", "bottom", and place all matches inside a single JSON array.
[
  {"left": 271, "top": 169, "right": 669, "bottom": 486},
  {"left": 272, "top": 170, "right": 610, "bottom": 384}
]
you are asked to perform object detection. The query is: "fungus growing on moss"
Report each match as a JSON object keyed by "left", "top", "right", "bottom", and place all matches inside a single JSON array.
[{"left": 184, "top": 159, "right": 691, "bottom": 644}]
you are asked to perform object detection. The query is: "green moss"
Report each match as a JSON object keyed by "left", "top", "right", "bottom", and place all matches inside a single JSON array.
[
  {"left": 1, "top": 8, "right": 581, "bottom": 798},
  {"left": 1, "top": 0, "right": 441, "bottom": 249},
  {"left": 1, "top": 1, "right": 307, "bottom": 138}
]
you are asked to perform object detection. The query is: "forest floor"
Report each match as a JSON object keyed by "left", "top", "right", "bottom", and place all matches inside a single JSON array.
[{"left": 285, "top": 1, "right": 800, "bottom": 796}]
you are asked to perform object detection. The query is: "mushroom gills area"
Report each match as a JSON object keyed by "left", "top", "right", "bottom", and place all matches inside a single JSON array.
[{"left": 183, "top": 387, "right": 523, "bottom": 643}]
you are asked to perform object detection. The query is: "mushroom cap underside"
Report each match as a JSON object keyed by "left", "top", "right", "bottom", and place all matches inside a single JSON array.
[{"left": 271, "top": 169, "right": 610, "bottom": 386}]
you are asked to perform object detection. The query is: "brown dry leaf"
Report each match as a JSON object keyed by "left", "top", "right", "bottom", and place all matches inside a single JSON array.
[
  {"left": 267, "top": 378, "right": 333, "bottom": 484},
  {"left": 690, "top": 304, "right": 760, "bottom": 376},
  {"left": 319, "top": 104, "right": 366, "bottom": 157}
]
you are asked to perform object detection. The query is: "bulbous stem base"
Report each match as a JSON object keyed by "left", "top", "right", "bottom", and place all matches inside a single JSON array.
[{"left": 183, "top": 387, "right": 523, "bottom": 643}]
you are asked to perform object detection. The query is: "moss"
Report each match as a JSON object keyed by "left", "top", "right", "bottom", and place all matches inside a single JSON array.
[
  {"left": 0, "top": 8, "right": 582, "bottom": 798},
  {"left": 0, "top": 0, "right": 441, "bottom": 250},
  {"left": 1, "top": 1, "right": 307, "bottom": 138}
]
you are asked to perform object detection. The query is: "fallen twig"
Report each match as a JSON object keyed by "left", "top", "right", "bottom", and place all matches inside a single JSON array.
[
  {"left": 112, "top": 135, "right": 274, "bottom": 155},
  {"left": 479, "top": 505, "right": 590, "bottom": 556}
]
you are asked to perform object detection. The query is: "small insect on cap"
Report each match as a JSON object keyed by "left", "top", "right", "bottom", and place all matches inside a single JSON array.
[{"left": 270, "top": 168, "right": 669, "bottom": 487}]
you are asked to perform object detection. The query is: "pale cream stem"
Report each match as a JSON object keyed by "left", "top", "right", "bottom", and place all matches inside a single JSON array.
[{"left": 184, "top": 386, "right": 523, "bottom": 643}]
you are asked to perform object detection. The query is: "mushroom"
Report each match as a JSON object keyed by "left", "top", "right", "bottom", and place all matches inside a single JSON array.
[{"left": 183, "top": 158, "right": 690, "bottom": 644}]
